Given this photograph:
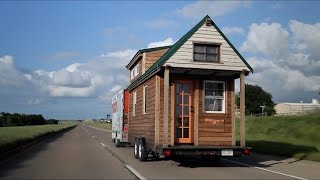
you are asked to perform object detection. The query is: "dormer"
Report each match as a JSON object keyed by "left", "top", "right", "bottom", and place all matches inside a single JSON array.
[{"left": 126, "top": 46, "right": 171, "bottom": 83}]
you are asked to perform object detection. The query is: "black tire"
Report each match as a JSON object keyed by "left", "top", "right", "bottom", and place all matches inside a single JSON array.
[
  {"left": 138, "top": 138, "right": 148, "bottom": 162},
  {"left": 134, "top": 138, "right": 139, "bottom": 159},
  {"left": 115, "top": 138, "right": 121, "bottom": 147},
  {"left": 112, "top": 138, "right": 115, "bottom": 143}
]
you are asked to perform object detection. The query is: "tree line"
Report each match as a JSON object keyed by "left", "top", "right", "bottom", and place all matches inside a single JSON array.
[{"left": 0, "top": 112, "right": 59, "bottom": 127}]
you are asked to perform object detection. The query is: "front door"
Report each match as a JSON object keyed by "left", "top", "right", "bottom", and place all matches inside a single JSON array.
[{"left": 175, "top": 81, "right": 193, "bottom": 144}]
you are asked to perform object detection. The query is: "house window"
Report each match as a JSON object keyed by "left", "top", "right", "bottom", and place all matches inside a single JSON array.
[
  {"left": 204, "top": 81, "right": 225, "bottom": 113},
  {"left": 133, "top": 91, "right": 137, "bottom": 116},
  {"left": 130, "top": 63, "right": 139, "bottom": 80},
  {"left": 194, "top": 44, "right": 220, "bottom": 62},
  {"left": 143, "top": 85, "right": 147, "bottom": 114}
]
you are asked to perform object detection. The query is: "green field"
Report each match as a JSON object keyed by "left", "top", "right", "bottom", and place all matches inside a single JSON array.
[
  {"left": 84, "top": 121, "right": 111, "bottom": 130},
  {"left": 236, "top": 113, "right": 320, "bottom": 161},
  {"left": 0, "top": 122, "right": 78, "bottom": 153}
]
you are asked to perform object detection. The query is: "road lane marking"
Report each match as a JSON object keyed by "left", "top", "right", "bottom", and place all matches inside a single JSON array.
[
  {"left": 124, "top": 164, "right": 147, "bottom": 180},
  {"left": 222, "top": 158, "right": 308, "bottom": 180},
  {"left": 100, "top": 143, "right": 106, "bottom": 147}
]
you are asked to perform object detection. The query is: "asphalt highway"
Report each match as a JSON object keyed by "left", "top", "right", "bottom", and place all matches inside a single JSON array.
[{"left": 1, "top": 124, "right": 319, "bottom": 179}]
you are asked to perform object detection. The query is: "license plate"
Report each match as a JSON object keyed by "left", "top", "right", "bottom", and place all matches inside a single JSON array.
[{"left": 221, "top": 149, "right": 233, "bottom": 156}]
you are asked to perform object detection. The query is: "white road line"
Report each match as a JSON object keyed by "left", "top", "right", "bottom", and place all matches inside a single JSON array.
[
  {"left": 100, "top": 143, "right": 106, "bottom": 147},
  {"left": 222, "top": 158, "right": 308, "bottom": 180},
  {"left": 92, "top": 136, "right": 95, "bottom": 138},
  {"left": 124, "top": 164, "right": 147, "bottom": 180}
]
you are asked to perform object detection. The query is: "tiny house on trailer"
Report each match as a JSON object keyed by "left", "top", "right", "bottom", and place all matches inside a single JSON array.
[{"left": 112, "top": 15, "right": 252, "bottom": 161}]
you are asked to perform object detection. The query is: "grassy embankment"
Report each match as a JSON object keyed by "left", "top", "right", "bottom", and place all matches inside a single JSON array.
[
  {"left": 0, "top": 121, "right": 78, "bottom": 154},
  {"left": 236, "top": 113, "right": 320, "bottom": 161},
  {"left": 84, "top": 121, "right": 111, "bottom": 130}
]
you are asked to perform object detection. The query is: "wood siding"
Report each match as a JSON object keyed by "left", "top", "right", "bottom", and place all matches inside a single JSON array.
[
  {"left": 128, "top": 76, "right": 156, "bottom": 149},
  {"left": 198, "top": 79, "right": 234, "bottom": 146},
  {"left": 145, "top": 48, "right": 170, "bottom": 71},
  {"left": 165, "top": 23, "right": 250, "bottom": 72}
]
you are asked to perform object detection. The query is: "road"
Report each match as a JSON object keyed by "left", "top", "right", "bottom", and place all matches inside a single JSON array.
[{"left": 1, "top": 124, "right": 319, "bottom": 179}]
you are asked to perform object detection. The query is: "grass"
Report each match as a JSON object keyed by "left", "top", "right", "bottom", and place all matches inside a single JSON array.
[
  {"left": 236, "top": 113, "right": 320, "bottom": 162},
  {"left": 84, "top": 121, "right": 111, "bottom": 130},
  {"left": 0, "top": 121, "right": 78, "bottom": 153}
]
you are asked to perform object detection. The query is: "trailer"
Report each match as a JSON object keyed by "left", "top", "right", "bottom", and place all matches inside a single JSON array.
[
  {"left": 111, "top": 89, "right": 129, "bottom": 147},
  {"left": 113, "top": 15, "right": 252, "bottom": 161}
]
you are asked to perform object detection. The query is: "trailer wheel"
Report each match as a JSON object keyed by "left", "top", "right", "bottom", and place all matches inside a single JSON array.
[
  {"left": 134, "top": 138, "right": 139, "bottom": 159},
  {"left": 115, "top": 138, "right": 121, "bottom": 147},
  {"left": 112, "top": 138, "right": 115, "bottom": 143},
  {"left": 138, "top": 138, "right": 148, "bottom": 162}
]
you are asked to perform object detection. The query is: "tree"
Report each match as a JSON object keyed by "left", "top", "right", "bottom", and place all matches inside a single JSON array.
[{"left": 236, "top": 84, "right": 275, "bottom": 115}]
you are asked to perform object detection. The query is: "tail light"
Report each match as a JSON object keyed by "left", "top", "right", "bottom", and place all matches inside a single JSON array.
[
  {"left": 244, "top": 148, "right": 250, "bottom": 155},
  {"left": 164, "top": 150, "right": 171, "bottom": 157}
]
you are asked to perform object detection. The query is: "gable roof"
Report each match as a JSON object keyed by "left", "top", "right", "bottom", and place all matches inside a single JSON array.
[
  {"left": 126, "top": 45, "right": 172, "bottom": 69},
  {"left": 127, "top": 15, "right": 253, "bottom": 90}
]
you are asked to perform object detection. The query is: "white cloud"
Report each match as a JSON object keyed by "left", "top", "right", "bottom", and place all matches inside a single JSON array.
[
  {"left": 176, "top": 1, "right": 250, "bottom": 19},
  {"left": 221, "top": 27, "right": 245, "bottom": 35},
  {"left": 147, "top": 38, "right": 174, "bottom": 48},
  {"left": 241, "top": 20, "right": 320, "bottom": 103},
  {"left": 0, "top": 55, "right": 29, "bottom": 87},
  {"left": 289, "top": 20, "right": 320, "bottom": 59},
  {"left": 241, "top": 22, "right": 289, "bottom": 58}
]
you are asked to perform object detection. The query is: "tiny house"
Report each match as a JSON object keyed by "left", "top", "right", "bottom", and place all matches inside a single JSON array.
[{"left": 112, "top": 15, "right": 252, "bottom": 161}]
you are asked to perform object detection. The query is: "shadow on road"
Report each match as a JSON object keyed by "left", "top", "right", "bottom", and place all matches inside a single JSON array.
[{"left": 0, "top": 126, "right": 76, "bottom": 178}]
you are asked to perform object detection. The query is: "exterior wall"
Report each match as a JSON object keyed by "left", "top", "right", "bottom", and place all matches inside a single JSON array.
[
  {"left": 165, "top": 23, "right": 250, "bottom": 72},
  {"left": 275, "top": 103, "right": 320, "bottom": 115},
  {"left": 157, "top": 74, "right": 234, "bottom": 146},
  {"left": 198, "top": 79, "right": 233, "bottom": 146},
  {"left": 128, "top": 76, "right": 156, "bottom": 149},
  {"left": 145, "top": 48, "right": 169, "bottom": 71}
]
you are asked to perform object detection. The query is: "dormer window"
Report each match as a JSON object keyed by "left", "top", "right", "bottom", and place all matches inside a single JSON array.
[
  {"left": 193, "top": 43, "right": 220, "bottom": 62},
  {"left": 130, "top": 63, "right": 139, "bottom": 80}
]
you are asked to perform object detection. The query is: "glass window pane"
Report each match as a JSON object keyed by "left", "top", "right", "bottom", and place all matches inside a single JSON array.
[
  {"left": 205, "top": 82, "right": 213, "bottom": 90},
  {"left": 183, "top": 117, "right": 189, "bottom": 127},
  {"left": 183, "top": 128, "right": 189, "bottom": 138},
  {"left": 176, "top": 95, "right": 182, "bottom": 105},
  {"left": 213, "top": 90, "right": 224, "bottom": 96},
  {"left": 205, "top": 98, "right": 223, "bottom": 111},
  {"left": 207, "top": 46, "right": 218, "bottom": 54},
  {"left": 206, "top": 55, "right": 218, "bottom": 62},
  {"left": 176, "top": 84, "right": 182, "bottom": 93},
  {"left": 183, "top": 106, "right": 189, "bottom": 116},
  {"left": 194, "top": 53, "right": 205, "bottom": 61},
  {"left": 213, "top": 83, "right": 223, "bottom": 90},
  {"left": 183, "top": 84, "right": 190, "bottom": 93},
  {"left": 177, "top": 128, "right": 182, "bottom": 138},
  {"left": 183, "top": 95, "right": 189, "bottom": 105},
  {"left": 205, "top": 89, "right": 213, "bottom": 96},
  {"left": 176, "top": 106, "right": 182, "bottom": 116},
  {"left": 177, "top": 117, "right": 182, "bottom": 127},
  {"left": 194, "top": 45, "right": 205, "bottom": 53}
]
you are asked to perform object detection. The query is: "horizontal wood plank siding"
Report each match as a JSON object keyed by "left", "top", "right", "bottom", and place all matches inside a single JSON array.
[
  {"left": 165, "top": 24, "right": 250, "bottom": 72},
  {"left": 128, "top": 76, "right": 156, "bottom": 149},
  {"left": 198, "top": 79, "right": 233, "bottom": 146},
  {"left": 145, "top": 48, "right": 170, "bottom": 71}
]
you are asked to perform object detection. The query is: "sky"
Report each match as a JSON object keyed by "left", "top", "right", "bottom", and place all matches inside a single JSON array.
[{"left": 0, "top": 1, "right": 320, "bottom": 119}]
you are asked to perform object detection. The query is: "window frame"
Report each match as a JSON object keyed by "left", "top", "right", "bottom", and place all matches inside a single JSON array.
[
  {"left": 143, "top": 85, "right": 147, "bottom": 114},
  {"left": 203, "top": 80, "right": 226, "bottom": 113},
  {"left": 132, "top": 91, "right": 137, "bottom": 116},
  {"left": 193, "top": 43, "right": 221, "bottom": 63},
  {"left": 130, "top": 63, "right": 140, "bottom": 80}
]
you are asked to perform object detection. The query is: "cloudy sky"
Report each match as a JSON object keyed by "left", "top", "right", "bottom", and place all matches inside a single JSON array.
[{"left": 1, "top": 1, "right": 319, "bottom": 119}]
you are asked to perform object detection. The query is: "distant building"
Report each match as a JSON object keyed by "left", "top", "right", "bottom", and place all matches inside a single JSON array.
[{"left": 275, "top": 99, "right": 320, "bottom": 115}]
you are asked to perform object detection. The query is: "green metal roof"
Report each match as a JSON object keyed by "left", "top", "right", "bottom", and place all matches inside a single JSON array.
[
  {"left": 127, "top": 15, "right": 253, "bottom": 91},
  {"left": 126, "top": 45, "right": 172, "bottom": 69}
]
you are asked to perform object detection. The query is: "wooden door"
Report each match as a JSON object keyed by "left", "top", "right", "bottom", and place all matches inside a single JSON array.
[{"left": 175, "top": 81, "right": 193, "bottom": 144}]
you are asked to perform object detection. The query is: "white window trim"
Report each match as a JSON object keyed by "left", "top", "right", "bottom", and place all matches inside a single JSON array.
[
  {"left": 133, "top": 91, "right": 137, "bottom": 116},
  {"left": 130, "top": 63, "right": 139, "bottom": 80},
  {"left": 203, "top": 80, "right": 226, "bottom": 113},
  {"left": 143, "top": 85, "right": 147, "bottom": 114}
]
